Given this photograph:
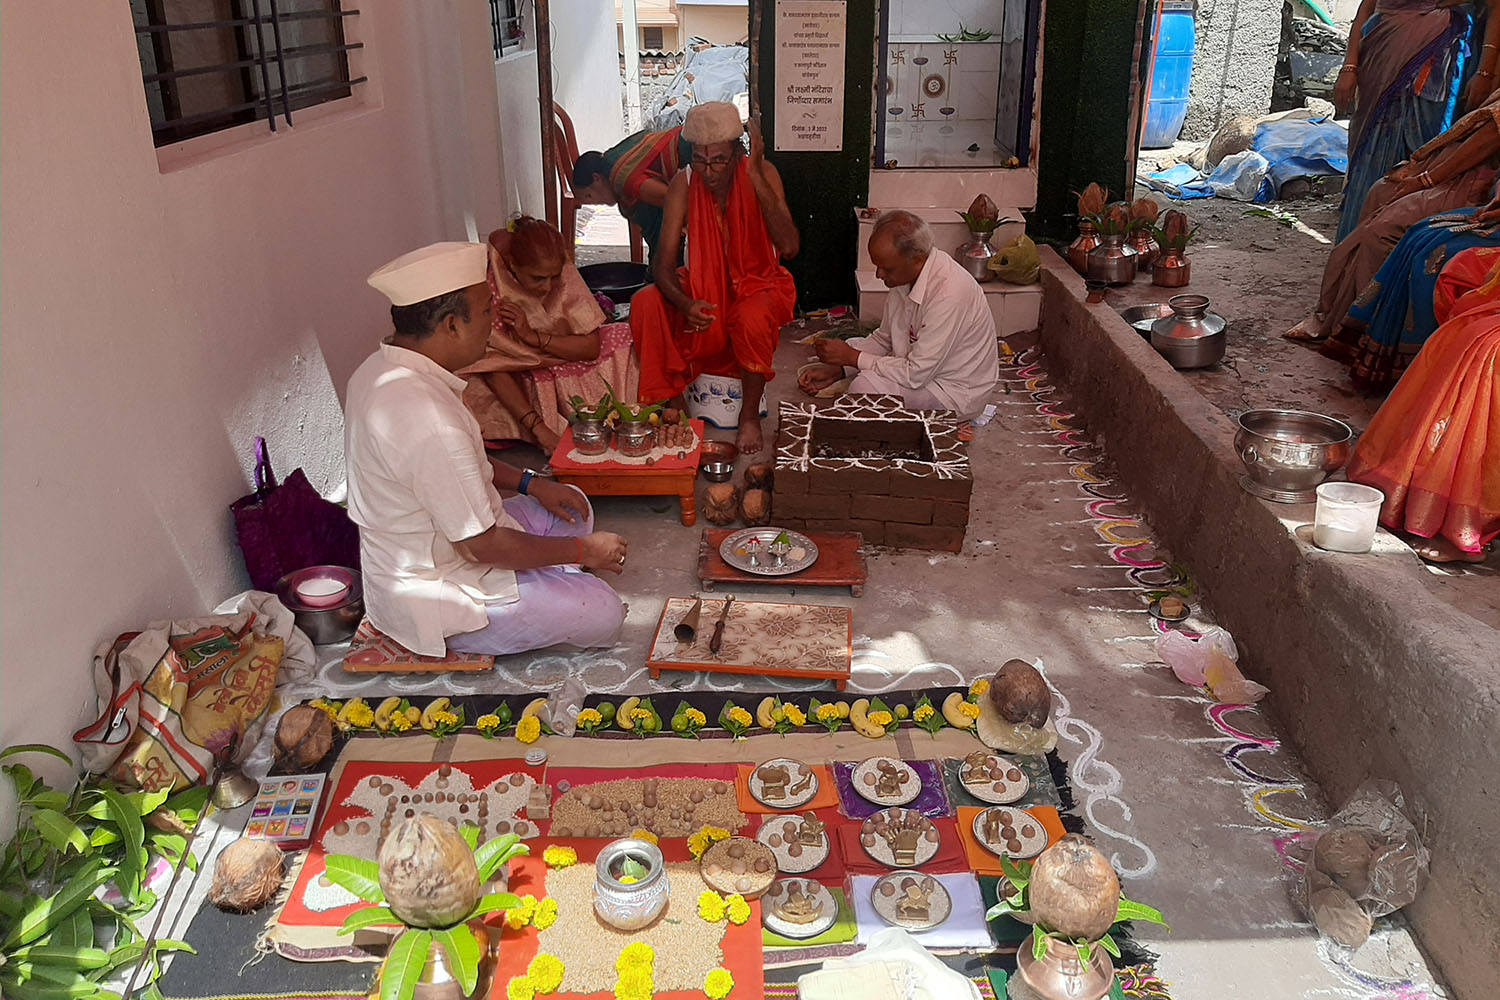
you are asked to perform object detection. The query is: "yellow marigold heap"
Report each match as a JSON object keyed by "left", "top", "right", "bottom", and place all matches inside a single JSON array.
[
  {"left": 542, "top": 845, "right": 578, "bottom": 869},
  {"left": 630, "top": 829, "right": 659, "bottom": 845},
  {"left": 685, "top": 707, "right": 707, "bottom": 727},
  {"left": 533, "top": 897, "right": 559, "bottom": 930},
  {"left": 726, "top": 706, "right": 752, "bottom": 727},
  {"left": 959, "top": 701, "right": 982, "bottom": 720},
  {"left": 630, "top": 707, "right": 652, "bottom": 723},
  {"left": 615, "top": 942, "right": 655, "bottom": 972},
  {"left": 344, "top": 702, "right": 375, "bottom": 728},
  {"left": 913, "top": 704, "right": 935, "bottom": 722},
  {"left": 576, "top": 708, "right": 603, "bottom": 728},
  {"left": 815, "top": 703, "right": 839, "bottom": 721},
  {"left": 868, "top": 710, "right": 893, "bottom": 728},
  {"left": 431, "top": 710, "right": 460, "bottom": 728},
  {"left": 477, "top": 713, "right": 502, "bottom": 732},
  {"left": 697, "top": 889, "right": 727, "bottom": 922},
  {"left": 312, "top": 699, "right": 339, "bottom": 722},
  {"left": 970, "top": 678, "right": 991, "bottom": 698},
  {"left": 505, "top": 895, "right": 538, "bottom": 929},
  {"left": 613, "top": 967, "right": 652, "bottom": 1000},
  {"left": 390, "top": 712, "right": 413, "bottom": 732},
  {"left": 782, "top": 704, "right": 806, "bottom": 727},
  {"left": 688, "top": 824, "right": 732, "bottom": 859},
  {"left": 725, "top": 893, "right": 751, "bottom": 925},
  {"left": 516, "top": 716, "right": 542, "bottom": 744},
  {"left": 527, "top": 953, "right": 564, "bottom": 994},
  {"left": 705, "top": 968, "right": 735, "bottom": 999},
  {"left": 507, "top": 976, "right": 536, "bottom": 1000}
]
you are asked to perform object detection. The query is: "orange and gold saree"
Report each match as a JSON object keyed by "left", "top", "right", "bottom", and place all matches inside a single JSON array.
[{"left": 1346, "top": 247, "right": 1500, "bottom": 554}]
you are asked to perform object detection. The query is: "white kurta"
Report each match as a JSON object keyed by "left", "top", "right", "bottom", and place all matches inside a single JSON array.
[
  {"left": 344, "top": 344, "right": 524, "bottom": 656},
  {"left": 856, "top": 249, "right": 999, "bottom": 419}
]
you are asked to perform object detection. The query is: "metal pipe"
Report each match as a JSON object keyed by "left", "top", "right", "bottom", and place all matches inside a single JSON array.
[
  {"left": 248, "top": 0, "right": 278, "bottom": 131},
  {"left": 622, "top": 0, "right": 642, "bottom": 130},
  {"left": 267, "top": 0, "right": 294, "bottom": 125},
  {"left": 536, "top": 0, "right": 557, "bottom": 226}
]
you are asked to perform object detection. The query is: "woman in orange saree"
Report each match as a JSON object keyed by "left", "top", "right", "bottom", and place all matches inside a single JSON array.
[{"left": 1345, "top": 246, "right": 1500, "bottom": 561}]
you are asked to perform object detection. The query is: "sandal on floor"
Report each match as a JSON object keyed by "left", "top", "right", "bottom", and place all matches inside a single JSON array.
[
  {"left": 1281, "top": 328, "right": 1327, "bottom": 344},
  {"left": 957, "top": 422, "right": 975, "bottom": 443}
]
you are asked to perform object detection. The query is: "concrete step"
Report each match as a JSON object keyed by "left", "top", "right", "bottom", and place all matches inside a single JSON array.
[
  {"left": 855, "top": 206, "right": 1027, "bottom": 271},
  {"left": 857, "top": 268, "right": 1041, "bottom": 337},
  {"left": 867, "top": 166, "right": 1037, "bottom": 210}
]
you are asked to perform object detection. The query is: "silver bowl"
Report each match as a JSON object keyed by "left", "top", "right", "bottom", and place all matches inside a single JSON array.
[
  {"left": 701, "top": 459, "right": 735, "bottom": 483},
  {"left": 1119, "top": 303, "right": 1174, "bottom": 338},
  {"left": 275, "top": 566, "right": 364, "bottom": 645},
  {"left": 1235, "top": 409, "right": 1352, "bottom": 503}
]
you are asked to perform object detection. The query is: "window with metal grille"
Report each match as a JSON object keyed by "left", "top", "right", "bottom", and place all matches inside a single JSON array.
[
  {"left": 641, "top": 26, "right": 664, "bottom": 51},
  {"left": 489, "top": 0, "right": 525, "bottom": 59},
  {"left": 132, "top": 0, "right": 364, "bottom": 148}
]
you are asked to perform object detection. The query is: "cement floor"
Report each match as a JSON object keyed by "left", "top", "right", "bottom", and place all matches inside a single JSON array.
[{"left": 325, "top": 282, "right": 1449, "bottom": 995}]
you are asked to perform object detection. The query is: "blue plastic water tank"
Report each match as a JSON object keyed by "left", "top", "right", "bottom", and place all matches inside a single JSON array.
[{"left": 1142, "top": 0, "right": 1196, "bottom": 149}]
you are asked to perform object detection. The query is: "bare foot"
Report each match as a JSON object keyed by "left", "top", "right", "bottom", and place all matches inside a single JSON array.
[
  {"left": 736, "top": 415, "right": 764, "bottom": 456},
  {"left": 1283, "top": 318, "right": 1327, "bottom": 343},
  {"left": 1405, "top": 534, "right": 1488, "bottom": 564}
]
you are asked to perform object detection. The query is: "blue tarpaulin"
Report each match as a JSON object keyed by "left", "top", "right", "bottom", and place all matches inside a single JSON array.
[{"left": 1142, "top": 116, "right": 1348, "bottom": 202}]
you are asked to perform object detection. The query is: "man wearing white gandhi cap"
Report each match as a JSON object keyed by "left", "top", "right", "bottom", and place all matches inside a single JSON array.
[{"left": 344, "top": 241, "right": 627, "bottom": 657}]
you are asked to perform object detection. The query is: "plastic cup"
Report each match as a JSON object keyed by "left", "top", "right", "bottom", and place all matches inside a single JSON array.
[{"left": 1313, "top": 482, "right": 1384, "bottom": 553}]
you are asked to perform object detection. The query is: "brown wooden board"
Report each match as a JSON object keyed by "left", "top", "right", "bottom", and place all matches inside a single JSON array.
[
  {"left": 698, "top": 530, "right": 868, "bottom": 596},
  {"left": 645, "top": 598, "right": 852, "bottom": 689}
]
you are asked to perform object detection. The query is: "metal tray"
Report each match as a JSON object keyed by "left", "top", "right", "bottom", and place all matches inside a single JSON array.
[{"left": 720, "top": 527, "right": 820, "bottom": 577}]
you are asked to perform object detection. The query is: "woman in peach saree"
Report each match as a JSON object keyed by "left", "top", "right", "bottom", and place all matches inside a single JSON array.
[
  {"left": 459, "top": 216, "right": 640, "bottom": 453},
  {"left": 1346, "top": 246, "right": 1500, "bottom": 561}
]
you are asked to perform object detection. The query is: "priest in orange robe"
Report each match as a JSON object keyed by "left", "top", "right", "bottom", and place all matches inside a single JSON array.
[{"left": 630, "top": 101, "right": 800, "bottom": 455}]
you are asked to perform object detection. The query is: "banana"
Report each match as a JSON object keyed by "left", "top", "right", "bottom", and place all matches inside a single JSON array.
[
  {"left": 420, "top": 697, "right": 452, "bottom": 730},
  {"left": 848, "top": 698, "right": 885, "bottom": 738},
  {"left": 335, "top": 698, "right": 367, "bottom": 731},
  {"left": 941, "top": 692, "right": 975, "bottom": 729},
  {"left": 519, "top": 696, "right": 550, "bottom": 728},
  {"left": 617, "top": 696, "right": 641, "bottom": 730},
  {"left": 374, "top": 697, "right": 402, "bottom": 731},
  {"left": 755, "top": 696, "right": 778, "bottom": 729}
]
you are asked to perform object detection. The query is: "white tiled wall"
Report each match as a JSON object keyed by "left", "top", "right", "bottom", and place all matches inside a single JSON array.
[
  {"left": 889, "top": 0, "right": 1000, "bottom": 36},
  {"left": 884, "top": 41, "right": 999, "bottom": 124}
]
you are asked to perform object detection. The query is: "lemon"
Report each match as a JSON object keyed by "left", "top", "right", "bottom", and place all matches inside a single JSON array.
[
  {"left": 895, "top": 704, "right": 910, "bottom": 720},
  {"left": 598, "top": 702, "right": 617, "bottom": 725},
  {"left": 671, "top": 714, "right": 690, "bottom": 733},
  {"left": 771, "top": 705, "right": 786, "bottom": 723}
]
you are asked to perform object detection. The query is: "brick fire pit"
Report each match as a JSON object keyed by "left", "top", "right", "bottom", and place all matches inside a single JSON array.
[{"left": 772, "top": 394, "right": 972, "bottom": 551}]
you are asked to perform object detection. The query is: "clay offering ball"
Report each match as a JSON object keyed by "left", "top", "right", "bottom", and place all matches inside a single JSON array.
[
  {"left": 788, "top": 843, "right": 803, "bottom": 858},
  {"left": 209, "top": 838, "right": 285, "bottom": 913},
  {"left": 744, "top": 463, "right": 774, "bottom": 492},
  {"left": 754, "top": 857, "right": 772, "bottom": 873},
  {"left": 1310, "top": 886, "right": 1373, "bottom": 948},
  {"left": 879, "top": 881, "right": 896, "bottom": 897},
  {"left": 704, "top": 483, "right": 742, "bottom": 526},
  {"left": 741, "top": 489, "right": 772, "bottom": 527},
  {"left": 1027, "top": 834, "right": 1122, "bottom": 941},
  {"left": 990, "top": 659, "right": 1052, "bottom": 728},
  {"left": 377, "top": 814, "right": 480, "bottom": 928},
  {"left": 274, "top": 705, "right": 334, "bottom": 770},
  {"left": 735, "top": 877, "right": 753, "bottom": 893},
  {"left": 768, "top": 834, "right": 783, "bottom": 848}
]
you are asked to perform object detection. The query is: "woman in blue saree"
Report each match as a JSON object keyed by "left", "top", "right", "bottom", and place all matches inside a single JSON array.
[
  {"left": 1321, "top": 187, "right": 1500, "bottom": 390},
  {"left": 1335, "top": 0, "right": 1498, "bottom": 241}
]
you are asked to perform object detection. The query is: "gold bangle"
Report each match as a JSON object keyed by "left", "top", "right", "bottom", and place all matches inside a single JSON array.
[{"left": 1418, "top": 172, "right": 1434, "bottom": 189}]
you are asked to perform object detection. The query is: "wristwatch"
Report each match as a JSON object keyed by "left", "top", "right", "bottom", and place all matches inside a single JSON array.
[{"left": 518, "top": 469, "right": 536, "bottom": 495}]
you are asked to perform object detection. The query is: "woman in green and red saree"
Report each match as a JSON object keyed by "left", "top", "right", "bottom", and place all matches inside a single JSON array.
[{"left": 574, "top": 125, "right": 694, "bottom": 265}]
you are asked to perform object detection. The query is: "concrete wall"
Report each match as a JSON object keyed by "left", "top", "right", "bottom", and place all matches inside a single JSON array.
[
  {"left": 680, "top": 5, "right": 748, "bottom": 44},
  {"left": 1033, "top": 251, "right": 1500, "bottom": 1000},
  {"left": 0, "top": 0, "right": 506, "bottom": 825},
  {"left": 496, "top": 50, "right": 547, "bottom": 217},
  {"left": 552, "top": 0, "right": 628, "bottom": 153},
  {"left": 1183, "top": 0, "right": 1283, "bottom": 140}
]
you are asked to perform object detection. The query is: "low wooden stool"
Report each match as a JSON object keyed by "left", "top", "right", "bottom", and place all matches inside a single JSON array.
[
  {"left": 341, "top": 619, "right": 494, "bottom": 674},
  {"left": 547, "top": 419, "right": 705, "bottom": 526}
]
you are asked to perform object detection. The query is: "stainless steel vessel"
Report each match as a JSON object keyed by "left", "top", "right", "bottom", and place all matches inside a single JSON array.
[{"left": 1150, "top": 293, "right": 1226, "bottom": 369}]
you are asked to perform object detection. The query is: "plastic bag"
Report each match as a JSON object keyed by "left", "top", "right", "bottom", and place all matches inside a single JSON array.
[
  {"left": 1206, "top": 150, "right": 1272, "bottom": 202},
  {"left": 1302, "top": 779, "right": 1431, "bottom": 947},
  {"left": 987, "top": 233, "right": 1040, "bottom": 284},
  {"left": 1155, "top": 625, "right": 1238, "bottom": 687}
]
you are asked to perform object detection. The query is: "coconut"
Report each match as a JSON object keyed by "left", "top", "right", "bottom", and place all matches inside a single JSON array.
[
  {"left": 989, "top": 659, "right": 1051, "bottom": 727},
  {"left": 378, "top": 814, "right": 480, "bottom": 928},
  {"left": 744, "top": 463, "right": 774, "bottom": 491},
  {"left": 274, "top": 705, "right": 334, "bottom": 770},
  {"left": 1028, "top": 834, "right": 1121, "bottom": 941},
  {"left": 704, "top": 483, "right": 741, "bottom": 526},
  {"left": 209, "top": 838, "right": 285, "bottom": 913},
  {"left": 741, "top": 489, "right": 772, "bottom": 526}
]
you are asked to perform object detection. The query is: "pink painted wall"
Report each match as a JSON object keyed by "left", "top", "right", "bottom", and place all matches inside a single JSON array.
[{"left": 0, "top": 1, "right": 508, "bottom": 816}]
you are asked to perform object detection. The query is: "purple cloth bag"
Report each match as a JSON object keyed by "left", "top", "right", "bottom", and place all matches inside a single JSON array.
[{"left": 230, "top": 437, "right": 360, "bottom": 591}]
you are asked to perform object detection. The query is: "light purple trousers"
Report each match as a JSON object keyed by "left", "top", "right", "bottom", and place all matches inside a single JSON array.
[{"left": 445, "top": 488, "right": 625, "bottom": 655}]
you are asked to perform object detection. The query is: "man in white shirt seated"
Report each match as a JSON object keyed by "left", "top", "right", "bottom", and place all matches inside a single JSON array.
[
  {"left": 347, "top": 241, "right": 628, "bottom": 658},
  {"left": 799, "top": 210, "right": 998, "bottom": 423}
]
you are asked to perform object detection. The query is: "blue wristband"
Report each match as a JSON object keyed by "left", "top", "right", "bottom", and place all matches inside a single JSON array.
[{"left": 518, "top": 469, "right": 535, "bottom": 495}]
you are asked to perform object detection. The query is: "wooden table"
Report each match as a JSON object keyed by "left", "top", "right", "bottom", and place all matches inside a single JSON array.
[
  {"left": 547, "top": 419, "right": 704, "bottom": 526},
  {"left": 697, "top": 529, "right": 868, "bottom": 596},
  {"left": 646, "top": 597, "right": 853, "bottom": 689}
]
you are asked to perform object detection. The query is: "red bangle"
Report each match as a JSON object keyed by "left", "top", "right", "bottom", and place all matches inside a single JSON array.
[{"left": 574, "top": 537, "right": 583, "bottom": 564}]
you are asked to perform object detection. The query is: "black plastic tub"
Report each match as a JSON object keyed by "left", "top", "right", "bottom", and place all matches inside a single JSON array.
[{"left": 579, "top": 261, "right": 651, "bottom": 303}]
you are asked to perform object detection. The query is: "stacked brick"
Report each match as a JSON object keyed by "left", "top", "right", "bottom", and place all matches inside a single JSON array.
[{"left": 772, "top": 395, "right": 972, "bottom": 552}]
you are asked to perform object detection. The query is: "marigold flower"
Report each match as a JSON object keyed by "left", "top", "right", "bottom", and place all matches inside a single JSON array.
[
  {"left": 477, "top": 713, "right": 501, "bottom": 731},
  {"left": 782, "top": 705, "right": 806, "bottom": 726},
  {"left": 697, "top": 889, "right": 727, "bottom": 922},
  {"left": 543, "top": 845, "right": 578, "bottom": 869},
  {"left": 630, "top": 829, "right": 659, "bottom": 844},
  {"left": 685, "top": 707, "right": 707, "bottom": 726},
  {"left": 725, "top": 893, "right": 751, "bottom": 925},
  {"left": 390, "top": 713, "right": 412, "bottom": 732},
  {"left": 913, "top": 704, "right": 935, "bottom": 722},
  {"left": 431, "top": 710, "right": 460, "bottom": 727},
  {"left": 705, "top": 968, "right": 735, "bottom": 998},
  {"left": 868, "top": 710, "right": 893, "bottom": 728},
  {"left": 615, "top": 942, "right": 655, "bottom": 972},
  {"left": 516, "top": 716, "right": 542, "bottom": 744},
  {"left": 959, "top": 701, "right": 982, "bottom": 719},
  {"left": 505, "top": 895, "right": 538, "bottom": 929},
  {"left": 613, "top": 966, "right": 653, "bottom": 1000},
  {"left": 576, "top": 708, "right": 603, "bottom": 728},
  {"left": 630, "top": 707, "right": 652, "bottom": 722},
  {"left": 345, "top": 703, "right": 375, "bottom": 727},
  {"left": 527, "top": 953, "right": 564, "bottom": 993},
  {"left": 532, "top": 897, "right": 558, "bottom": 930},
  {"left": 726, "top": 706, "right": 752, "bottom": 727},
  {"left": 507, "top": 975, "right": 536, "bottom": 1000},
  {"left": 969, "top": 678, "right": 991, "bottom": 698},
  {"left": 816, "top": 703, "right": 839, "bottom": 720}
]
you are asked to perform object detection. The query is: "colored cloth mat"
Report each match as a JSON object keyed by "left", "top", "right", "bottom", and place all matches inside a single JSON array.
[
  {"left": 954, "top": 805, "right": 1067, "bottom": 877},
  {"left": 940, "top": 754, "right": 1061, "bottom": 810},
  {"left": 832, "top": 759, "right": 950, "bottom": 819},
  {"left": 978, "top": 875, "right": 1032, "bottom": 946},
  {"left": 762, "top": 888, "right": 858, "bottom": 947},
  {"left": 752, "top": 808, "right": 847, "bottom": 885},
  {"left": 835, "top": 817, "right": 971, "bottom": 876},
  {"left": 848, "top": 872, "right": 991, "bottom": 949},
  {"left": 736, "top": 763, "right": 840, "bottom": 813}
]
